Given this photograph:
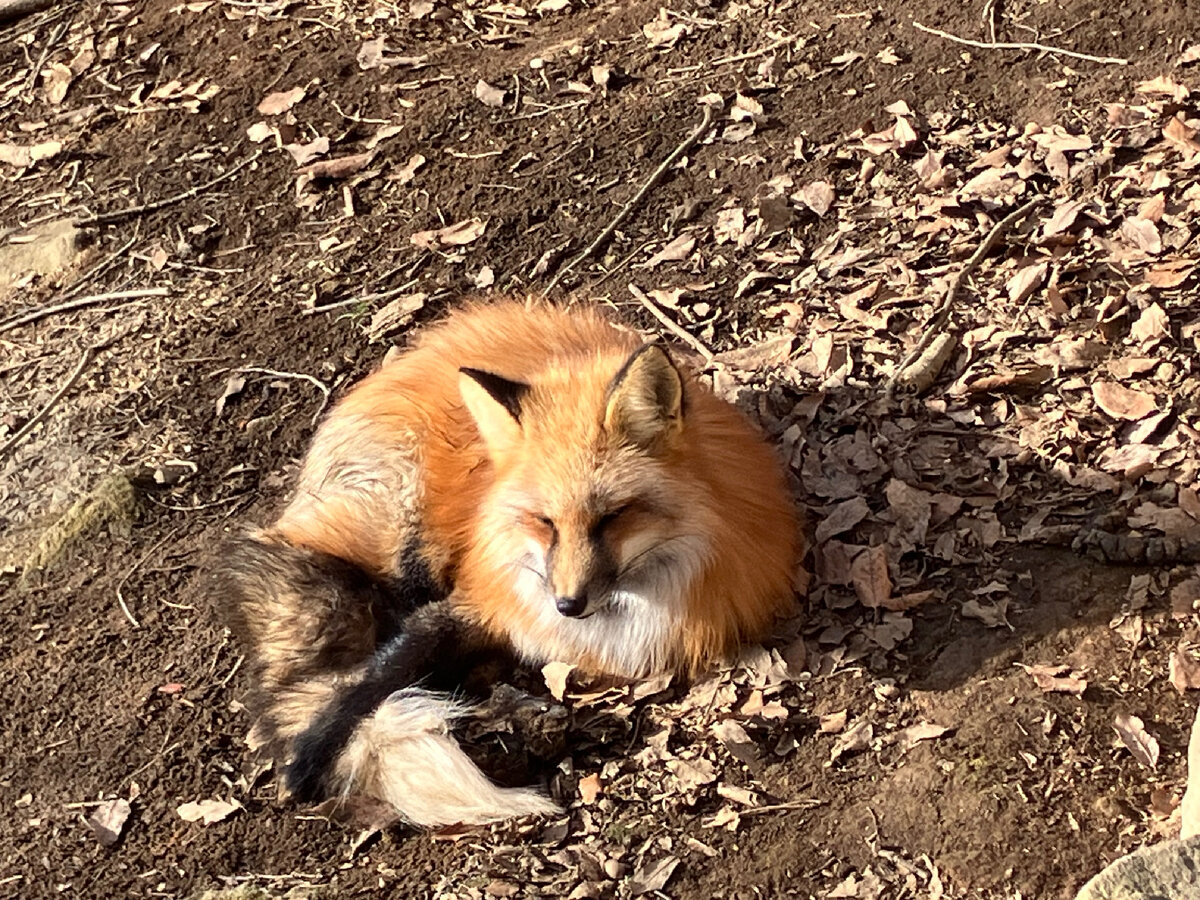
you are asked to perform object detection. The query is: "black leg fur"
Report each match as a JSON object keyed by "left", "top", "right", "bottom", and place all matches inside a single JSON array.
[
  {"left": 284, "top": 601, "right": 488, "bottom": 802},
  {"left": 217, "top": 536, "right": 449, "bottom": 756}
]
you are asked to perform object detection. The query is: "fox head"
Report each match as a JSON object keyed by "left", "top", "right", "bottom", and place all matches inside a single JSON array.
[{"left": 459, "top": 344, "right": 712, "bottom": 624}]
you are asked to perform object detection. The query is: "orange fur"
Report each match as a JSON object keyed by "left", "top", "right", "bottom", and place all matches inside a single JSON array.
[{"left": 272, "top": 299, "right": 801, "bottom": 678}]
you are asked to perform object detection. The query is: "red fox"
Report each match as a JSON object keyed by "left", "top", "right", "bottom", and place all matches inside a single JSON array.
[{"left": 218, "top": 300, "right": 801, "bottom": 828}]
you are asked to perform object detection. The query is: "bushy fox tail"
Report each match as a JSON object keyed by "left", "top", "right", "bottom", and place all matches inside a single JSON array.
[
  {"left": 322, "top": 688, "right": 559, "bottom": 826},
  {"left": 217, "top": 536, "right": 558, "bottom": 827}
]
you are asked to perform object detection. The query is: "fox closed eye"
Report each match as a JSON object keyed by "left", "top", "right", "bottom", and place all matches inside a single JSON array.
[{"left": 593, "top": 505, "right": 631, "bottom": 534}]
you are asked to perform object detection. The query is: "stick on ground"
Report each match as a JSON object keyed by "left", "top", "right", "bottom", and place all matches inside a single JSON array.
[
  {"left": 0, "top": 346, "right": 94, "bottom": 459},
  {"left": 888, "top": 196, "right": 1044, "bottom": 395},
  {"left": 75, "top": 150, "right": 264, "bottom": 228},
  {"left": 913, "top": 21, "right": 1128, "bottom": 65},
  {"left": 628, "top": 283, "right": 713, "bottom": 363},
  {"left": 0, "top": 287, "right": 168, "bottom": 335},
  {"left": 234, "top": 366, "right": 331, "bottom": 424},
  {"left": 547, "top": 103, "right": 716, "bottom": 292}
]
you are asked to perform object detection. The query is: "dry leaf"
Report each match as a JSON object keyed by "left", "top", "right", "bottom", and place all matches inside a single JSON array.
[
  {"left": 87, "top": 798, "right": 131, "bottom": 846},
  {"left": 368, "top": 293, "right": 427, "bottom": 342},
  {"left": 246, "top": 121, "right": 275, "bottom": 143},
  {"left": 1042, "top": 199, "right": 1087, "bottom": 238},
  {"left": 285, "top": 137, "right": 330, "bottom": 166},
  {"left": 1130, "top": 302, "right": 1170, "bottom": 343},
  {"left": 819, "top": 710, "right": 848, "bottom": 733},
  {"left": 44, "top": 63, "right": 74, "bottom": 105},
  {"left": 796, "top": 181, "right": 835, "bottom": 217},
  {"left": 850, "top": 545, "right": 891, "bottom": 609},
  {"left": 962, "top": 597, "right": 1010, "bottom": 629},
  {"left": 394, "top": 153, "right": 426, "bottom": 185},
  {"left": 257, "top": 87, "right": 306, "bottom": 115},
  {"left": 1019, "top": 663, "right": 1088, "bottom": 696},
  {"left": 1137, "top": 75, "right": 1190, "bottom": 101},
  {"left": 215, "top": 374, "right": 246, "bottom": 417},
  {"left": 711, "top": 719, "right": 759, "bottom": 766},
  {"left": 630, "top": 856, "right": 681, "bottom": 895},
  {"left": 1121, "top": 217, "right": 1162, "bottom": 254},
  {"left": 1113, "top": 713, "right": 1160, "bottom": 769},
  {"left": 296, "top": 151, "right": 372, "bottom": 179},
  {"left": 0, "top": 140, "right": 62, "bottom": 168},
  {"left": 1163, "top": 116, "right": 1200, "bottom": 155},
  {"left": 814, "top": 497, "right": 871, "bottom": 543},
  {"left": 177, "top": 797, "right": 241, "bottom": 825},
  {"left": 643, "top": 233, "right": 695, "bottom": 268},
  {"left": 892, "top": 722, "right": 950, "bottom": 753},
  {"left": 1182, "top": 705, "right": 1200, "bottom": 839},
  {"left": 578, "top": 773, "right": 602, "bottom": 804},
  {"left": 542, "top": 661, "right": 575, "bottom": 702},
  {"left": 1145, "top": 259, "right": 1196, "bottom": 289},
  {"left": 667, "top": 757, "right": 718, "bottom": 788},
  {"left": 1092, "top": 382, "right": 1157, "bottom": 421},
  {"left": 474, "top": 80, "right": 507, "bottom": 108},
  {"left": 1172, "top": 578, "right": 1200, "bottom": 618},
  {"left": 410, "top": 217, "right": 487, "bottom": 251},
  {"left": 1007, "top": 261, "right": 1048, "bottom": 304},
  {"left": 1170, "top": 648, "right": 1200, "bottom": 693},
  {"left": 828, "top": 719, "right": 873, "bottom": 765},
  {"left": 642, "top": 11, "right": 687, "bottom": 48}
]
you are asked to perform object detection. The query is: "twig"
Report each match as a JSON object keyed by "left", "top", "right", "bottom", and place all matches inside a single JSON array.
[
  {"left": 709, "top": 34, "right": 797, "bottom": 67},
  {"left": 0, "top": 287, "right": 168, "bottom": 334},
  {"left": 59, "top": 228, "right": 141, "bottom": 298},
  {"left": 547, "top": 104, "right": 716, "bottom": 292},
  {"left": 74, "top": 150, "right": 265, "bottom": 228},
  {"left": 219, "top": 654, "right": 245, "bottom": 688},
  {"left": 22, "top": 16, "right": 67, "bottom": 93},
  {"left": 234, "top": 366, "right": 331, "bottom": 424},
  {"left": 888, "top": 196, "right": 1043, "bottom": 394},
  {"left": 981, "top": 0, "right": 998, "bottom": 44},
  {"left": 912, "top": 21, "right": 1128, "bottom": 65},
  {"left": 114, "top": 524, "right": 193, "bottom": 629},
  {"left": 628, "top": 283, "right": 713, "bottom": 363},
  {"left": 304, "top": 277, "right": 422, "bottom": 315},
  {"left": 739, "top": 798, "right": 825, "bottom": 817},
  {"left": 0, "top": 345, "right": 94, "bottom": 459}
]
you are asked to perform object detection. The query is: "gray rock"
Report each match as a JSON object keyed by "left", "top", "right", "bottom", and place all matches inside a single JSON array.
[{"left": 1076, "top": 837, "right": 1200, "bottom": 900}]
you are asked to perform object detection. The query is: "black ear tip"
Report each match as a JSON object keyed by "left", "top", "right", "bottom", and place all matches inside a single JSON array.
[{"left": 460, "top": 367, "right": 530, "bottom": 423}]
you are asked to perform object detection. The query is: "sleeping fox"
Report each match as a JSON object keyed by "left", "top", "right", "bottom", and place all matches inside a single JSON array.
[{"left": 218, "top": 299, "right": 801, "bottom": 828}]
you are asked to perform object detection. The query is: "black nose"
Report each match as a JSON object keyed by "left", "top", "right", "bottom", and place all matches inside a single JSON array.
[{"left": 555, "top": 594, "right": 587, "bottom": 617}]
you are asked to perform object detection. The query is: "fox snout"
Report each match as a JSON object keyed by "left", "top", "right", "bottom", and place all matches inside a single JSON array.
[
  {"left": 546, "top": 530, "right": 614, "bottom": 619},
  {"left": 554, "top": 593, "right": 589, "bottom": 617}
]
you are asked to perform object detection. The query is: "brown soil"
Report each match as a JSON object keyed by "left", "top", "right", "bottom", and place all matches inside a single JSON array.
[{"left": 2, "top": 0, "right": 1199, "bottom": 898}]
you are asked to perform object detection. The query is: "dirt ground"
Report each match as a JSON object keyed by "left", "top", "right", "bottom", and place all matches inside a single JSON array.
[{"left": 2, "top": 0, "right": 1200, "bottom": 897}]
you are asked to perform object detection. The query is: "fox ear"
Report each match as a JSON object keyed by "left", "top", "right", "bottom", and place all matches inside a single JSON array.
[
  {"left": 460, "top": 367, "right": 527, "bottom": 453},
  {"left": 604, "top": 344, "right": 683, "bottom": 451}
]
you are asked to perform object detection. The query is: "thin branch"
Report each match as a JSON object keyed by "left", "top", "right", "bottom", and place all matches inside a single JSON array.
[
  {"left": 0, "top": 345, "right": 94, "bottom": 459},
  {"left": 889, "top": 196, "right": 1044, "bottom": 394},
  {"left": 0, "top": 287, "right": 168, "bottom": 334},
  {"left": 912, "top": 21, "right": 1128, "bottom": 65},
  {"left": 75, "top": 150, "right": 265, "bottom": 228},
  {"left": 547, "top": 104, "right": 716, "bottom": 292},
  {"left": 114, "top": 524, "right": 188, "bottom": 629},
  {"left": 628, "top": 283, "right": 713, "bottom": 363},
  {"left": 709, "top": 34, "right": 797, "bottom": 67},
  {"left": 234, "top": 366, "right": 331, "bottom": 424}
]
